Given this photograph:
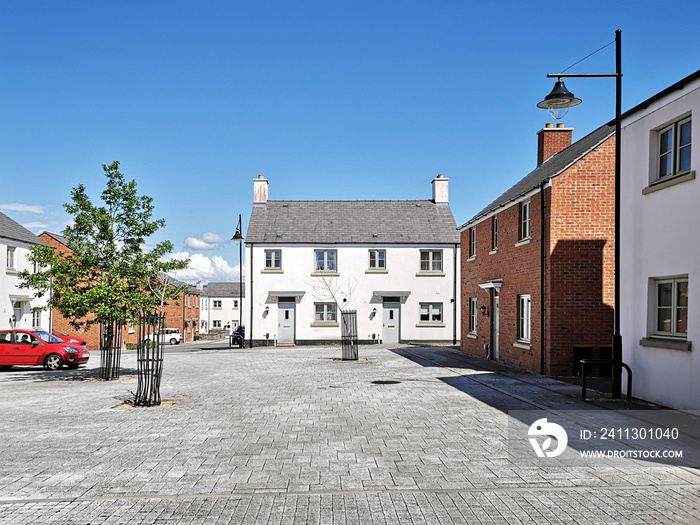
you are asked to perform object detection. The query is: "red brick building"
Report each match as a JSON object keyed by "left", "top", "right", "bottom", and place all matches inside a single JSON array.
[
  {"left": 459, "top": 122, "right": 616, "bottom": 376},
  {"left": 40, "top": 232, "right": 199, "bottom": 349}
]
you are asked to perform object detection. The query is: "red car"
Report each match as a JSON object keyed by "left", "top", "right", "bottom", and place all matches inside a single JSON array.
[
  {"left": 52, "top": 331, "right": 88, "bottom": 347},
  {"left": 0, "top": 330, "right": 90, "bottom": 371}
]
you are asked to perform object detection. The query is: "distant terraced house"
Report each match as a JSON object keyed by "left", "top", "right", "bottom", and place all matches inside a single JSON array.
[{"left": 243, "top": 174, "right": 460, "bottom": 347}]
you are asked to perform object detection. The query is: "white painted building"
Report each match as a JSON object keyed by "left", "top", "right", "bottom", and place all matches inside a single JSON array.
[
  {"left": 620, "top": 70, "right": 699, "bottom": 410},
  {"left": 198, "top": 282, "right": 244, "bottom": 334},
  {"left": 0, "top": 212, "right": 50, "bottom": 331},
  {"left": 243, "top": 175, "right": 460, "bottom": 346}
]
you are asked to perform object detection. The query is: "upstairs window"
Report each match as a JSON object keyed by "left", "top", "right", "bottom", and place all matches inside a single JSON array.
[
  {"left": 265, "top": 250, "right": 282, "bottom": 270},
  {"left": 469, "top": 228, "right": 476, "bottom": 258},
  {"left": 491, "top": 216, "right": 498, "bottom": 251},
  {"left": 368, "top": 250, "right": 386, "bottom": 269},
  {"left": 6, "top": 247, "right": 16, "bottom": 270},
  {"left": 213, "top": 300, "right": 222, "bottom": 309},
  {"left": 420, "top": 250, "right": 443, "bottom": 272},
  {"left": 658, "top": 117, "right": 691, "bottom": 180},
  {"left": 520, "top": 201, "right": 531, "bottom": 241},
  {"left": 315, "top": 250, "right": 337, "bottom": 272}
]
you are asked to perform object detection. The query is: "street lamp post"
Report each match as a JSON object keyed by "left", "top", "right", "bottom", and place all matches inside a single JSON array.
[
  {"left": 231, "top": 214, "right": 244, "bottom": 348},
  {"left": 537, "top": 29, "right": 623, "bottom": 399}
]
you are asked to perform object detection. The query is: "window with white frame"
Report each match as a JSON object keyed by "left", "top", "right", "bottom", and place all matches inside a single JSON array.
[
  {"left": 517, "top": 294, "right": 531, "bottom": 343},
  {"left": 6, "top": 247, "right": 16, "bottom": 270},
  {"left": 658, "top": 117, "right": 691, "bottom": 181},
  {"left": 32, "top": 309, "right": 41, "bottom": 328},
  {"left": 469, "top": 228, "right": 476, "bottom": 258},
  {"left": 469, "top": 298, "right": 478, "bottom": 334},
  {"left": 368, "top": 249, "right": 386, "bottom": 269},
  {"left": 520, "top": 201, "right": 531, "bottom": 241},
  {"left": 654, "top": 277, "right": 688, "bottom": 338},
  {"left": 315, "top": 250, "right": 337, "bottom": 272},
  {"left": 492, "top": 215, "right": 498, "bottom": 251},
  {"left": 314, "top": 302, "right": 337, "bottom": 323},
  {"left": 213, "top": 300, "right": 222, "bottom": 309},
  {"left": 233, "top": 299, "right": 239, "bottom": 308},
  {"left": 420, "top": 250, "right": 443, "bottom": 272},
  {"left": 420, "top": 303, "right": 443, "bottom": 323},
  {"left": 212, "top": 320, "right": 222, "bottom": 328},
  {"left": 265, "top": 249, "right": 282, "bottom": 270}
]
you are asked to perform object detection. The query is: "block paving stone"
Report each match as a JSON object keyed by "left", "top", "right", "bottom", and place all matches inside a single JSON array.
[{"left": 0, "top": 342, "right": 699, "bottom": 523}]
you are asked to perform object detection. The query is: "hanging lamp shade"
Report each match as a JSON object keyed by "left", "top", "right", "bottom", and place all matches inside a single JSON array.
[{"left": 537, "top": 78, "right": 582, "bottom": 119}]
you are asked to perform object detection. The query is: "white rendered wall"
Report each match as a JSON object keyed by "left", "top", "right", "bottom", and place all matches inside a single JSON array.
[
  {"left": 245, "top": 244, "right": 460, "bottom": 345},
  {"left": 0, "top": 241, "right": 50, "bottom": 331},
  {"left": 620, "top": 80, "right": 700, "bottom": 411}
]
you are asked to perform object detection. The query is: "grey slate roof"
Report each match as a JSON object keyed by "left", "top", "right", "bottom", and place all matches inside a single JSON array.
[
  {"left": 461, "top": 122, "right": 615, "bottom": 228},
  {"left": 0, "top": 211, "right": 48, "bottom": 246},
  {"left": 246, "top": 200, "right": 459, "bottom": 244},
  {"left": 201, "top": 282, "right": 244, "bottom": 298}
]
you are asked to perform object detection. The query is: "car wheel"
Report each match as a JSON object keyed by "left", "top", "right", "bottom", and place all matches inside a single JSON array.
[
  {"left": 44, "top": 354, "right": 64, "bottom": 371},
  {"left": 170, "top": 338, "right": 178, "bottom": 345}
]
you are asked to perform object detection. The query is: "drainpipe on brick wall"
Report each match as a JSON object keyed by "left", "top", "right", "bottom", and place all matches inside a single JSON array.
[{"left": 540, "top": 179, "right": 549, "bottom": 375}]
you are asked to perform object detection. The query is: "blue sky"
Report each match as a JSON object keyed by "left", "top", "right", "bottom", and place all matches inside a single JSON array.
[{"left": 1, "top": 1, "right": 698, "bottom": 283}]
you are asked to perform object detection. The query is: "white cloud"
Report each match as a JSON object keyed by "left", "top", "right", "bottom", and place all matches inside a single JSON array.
[
  {"left": 0, "top": 203, "right": 47, "bottom": 214},
  {"left": 21, "top": 222, "right": 49, "bottom": 230},
  {"left": 165, "top": 252, "right": 242, "bottom": 284},
  {"left": 183, "top": 232, "right": 229, "bottom": 251}
]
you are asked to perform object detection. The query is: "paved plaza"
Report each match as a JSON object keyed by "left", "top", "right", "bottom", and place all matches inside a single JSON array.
[{"left": 1, "top": 342, "right": 699, "bottom": 524}]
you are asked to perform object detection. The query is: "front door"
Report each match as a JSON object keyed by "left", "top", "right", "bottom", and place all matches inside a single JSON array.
[
  {"left": 278, "top": 300, "right": 296, "bottom": 344},
  {"left": 382, "top": 300, "right": 400, "bottom": 344},
  {"left": 492, "top": 294, "right": 500, "bottom": 360}
]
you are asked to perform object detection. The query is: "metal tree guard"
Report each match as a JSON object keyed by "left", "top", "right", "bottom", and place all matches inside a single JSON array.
[
  {"left": 99, "top": 317, "right": 123, "bottom": 380},
  {"left": 341, "top": 310, "right": 358, "bottom": 360},
  {"left": 135, "top": 314, "right": 166, "bottom": 406}
]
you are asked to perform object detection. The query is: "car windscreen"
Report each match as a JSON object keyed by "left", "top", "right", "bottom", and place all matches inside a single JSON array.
[{"left": 32, "top": 331, "right": 62, "bottom": 344}]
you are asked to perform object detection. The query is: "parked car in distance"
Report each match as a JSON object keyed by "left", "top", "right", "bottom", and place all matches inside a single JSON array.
[
  {"left": 143, "top": 328, "right": 182, "bottom": 345},
  {"left": 52, "top": 330, "right": 87, "bottom": 347},
  {"left": 0, "top": 329, "right": 90, "bottom": 370},
  {"left": 229, "top": 325, "right": 245, "bottom": 348}
]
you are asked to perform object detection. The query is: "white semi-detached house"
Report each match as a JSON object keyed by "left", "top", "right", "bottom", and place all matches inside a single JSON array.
[
  {"left": 197, "top": 282, "right": 244, "bottom": 334},
  {"left": 0, "top": 212, "right": 50, "bottom": 331},
  {"left": 620, "top": 69, "right": 700, "bottom": 411},
  {"left": 244, "top": 175, "right": 460, "bottom": 346}
]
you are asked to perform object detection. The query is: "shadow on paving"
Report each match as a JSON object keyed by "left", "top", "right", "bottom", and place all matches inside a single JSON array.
[
  {"left": 0, "top": 366, "right": 138, "bottom": 382},
  {"left": 391, "top": 346, "right": 700, "bottom": 469}
]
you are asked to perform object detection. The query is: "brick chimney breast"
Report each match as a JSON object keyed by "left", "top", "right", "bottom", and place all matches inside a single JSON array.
[{"left": 537, "top": 123, "right": 573, "bottom": 165}]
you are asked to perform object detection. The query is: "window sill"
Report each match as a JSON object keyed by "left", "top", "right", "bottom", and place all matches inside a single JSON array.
[
  {"left": 639, "top": 337, "right": 691, "bottom": 352},
  {"left": 365, "top": 269, "right": 388, "bottom": 274},
  {"left": 416, "top": 272, "right": 446, "bottom": 277},
  {"left": 261, "top": 269, "right": 284, "bottom": 274},
  {"left": 515, "top": 238, "right": 531, "bottom": 248},
  {"left": 467, "top": 332, "right": 477, "bottom": 339},
  {"left": 310, "top": 322, "right": 339, "bottom": 328},
  {"left": 489, "top": 249, "right": 498, "bottom": 255},
  {"left": 642, "top": 170, "right": 695, "bottom": 195},
  {"left": 467, "top": 255, "right": 476, "bottom": 261},
  {"left": 513, "top": 341, "right": 531, "bottom": 350},
  {"left": 5, "top": 269, "right": 18, "bottom": 275},
  {"left": 416, "top": 323, "right": 446, "bottom": 328},
  {"left": 310, "top": 272, "right": 340, "bottom": 277}
]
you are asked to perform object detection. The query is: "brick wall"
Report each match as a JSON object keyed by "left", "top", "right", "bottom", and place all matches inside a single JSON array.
[{"left": 460, "top": 133, "right": 616, "bottom": 376}]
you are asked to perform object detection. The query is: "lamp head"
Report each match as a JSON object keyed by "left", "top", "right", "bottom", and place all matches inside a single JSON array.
[{"left": 537, "top": 78, "right": 582, "bottom": 119}]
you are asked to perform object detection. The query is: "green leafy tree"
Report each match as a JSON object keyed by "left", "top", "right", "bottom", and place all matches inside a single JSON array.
[{"left": 20, "top": 162, "right": 189, "bottom": 378}]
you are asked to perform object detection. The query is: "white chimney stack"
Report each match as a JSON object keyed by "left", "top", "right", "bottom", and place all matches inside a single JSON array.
[
  {"left": 432, "top": 174, "right": 449, "bottom": 203},
  {"left": 253, "top": 174, "right": 268, "bottom": 205}
]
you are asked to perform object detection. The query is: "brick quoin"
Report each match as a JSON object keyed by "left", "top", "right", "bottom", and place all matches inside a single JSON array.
[{"left": 461, "top": 130, "right": 615, "bottom": 376}]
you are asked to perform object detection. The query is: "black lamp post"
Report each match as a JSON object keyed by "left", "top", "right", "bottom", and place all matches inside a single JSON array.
[
  {"left": 231, "top": 214, "right": 244, "bottom": 348},
  {"left": 537, "top": 29, "right": 623, "bottom": 399}
]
